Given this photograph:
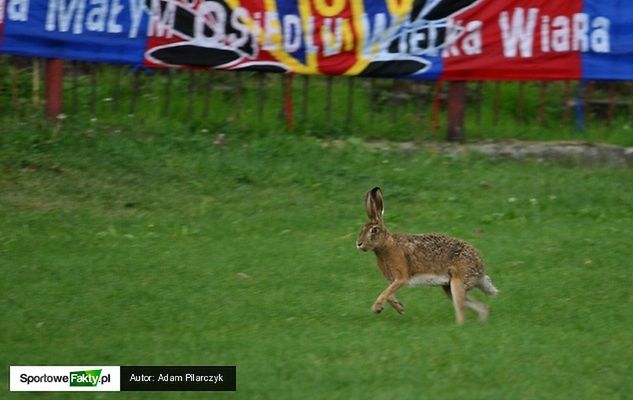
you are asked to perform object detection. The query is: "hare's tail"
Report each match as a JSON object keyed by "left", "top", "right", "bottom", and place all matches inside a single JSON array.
[{"left": 476, "top": 275, "right": 499, "bottom": 296}]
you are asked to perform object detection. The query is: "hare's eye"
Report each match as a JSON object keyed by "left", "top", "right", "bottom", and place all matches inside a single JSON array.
[{"left": 370, "top": 227, "right": 379, "bottom": 234}]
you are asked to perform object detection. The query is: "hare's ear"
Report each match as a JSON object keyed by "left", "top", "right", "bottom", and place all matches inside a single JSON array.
[{"left": 365, "top": 187, "right": 384, "bottom": 222}]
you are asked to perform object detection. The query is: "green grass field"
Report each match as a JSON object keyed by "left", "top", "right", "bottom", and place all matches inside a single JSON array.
[{"left": 1, "top": 120, "right": 632, "bottom": 399}]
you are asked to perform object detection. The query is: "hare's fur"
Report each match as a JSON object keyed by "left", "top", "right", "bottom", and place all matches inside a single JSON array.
[{"left": 357, "top": 187, "right": 498, "bottom": 325}]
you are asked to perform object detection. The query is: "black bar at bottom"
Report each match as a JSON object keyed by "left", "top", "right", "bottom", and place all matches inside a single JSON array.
[{"left": 120, "top": 366, "right": 236, "bottom": 391}]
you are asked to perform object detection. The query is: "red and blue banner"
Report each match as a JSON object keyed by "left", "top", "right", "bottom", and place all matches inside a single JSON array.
[{"left": 0, "top": 0, "right": 632, "bottom": 80}]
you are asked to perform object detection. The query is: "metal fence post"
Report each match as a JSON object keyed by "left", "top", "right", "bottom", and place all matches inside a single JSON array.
[
  {"left": 283, "top": 74, "right": 294, "bottom": 129},
  {"left": 45, "top": 58, "right": 64, "bottom": 119},
  {"left": 446, "top": 81, "right": 466, "bottom": 142}
]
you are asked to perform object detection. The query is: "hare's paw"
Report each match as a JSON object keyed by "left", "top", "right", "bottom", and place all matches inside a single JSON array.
[
  {"left": 371, "top": 301, "right": 385, "bottom": 314},
  {"left": 388, "top": 299, "right": 405, "bottom": 315},
  {"left": 478, "top": 307, "right": 489, "bottom": 321}
]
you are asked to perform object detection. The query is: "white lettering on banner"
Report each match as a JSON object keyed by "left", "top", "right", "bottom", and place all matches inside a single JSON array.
[
  {"left": 146, "top": 2, "right": 402, "bottom": 59},
  {"left": 262, "top": 11, "right": 279, "bottom": 51},
  {"left": 229, "top": 7, "right": 249, "bottom": 48},
  {"left": 409, "top": 24, "right": 428, "bottom": 54},
  {"left": 282, "top": 13, "right": 302, "bottom": 53},
  {"left": 32, "top": 0, "right": 611, "bottom": 63},
  {"left": 590, "top": 17, "right": 610, "bottom": 53},
  {"left": 194, "top": 1, "right": 226, "bottom": 45},
  {"left": 45, "top": 0, "right": 144, "bottom": 37},
  {"left": 128, "top": 0, "right": 145, "bottom": 37},
  {"left": 361, "top": 13, "right": 387, "bottom": 55},
  {"left": 147, "top": 0, "right": 175, "bottom": 38},
  {"left": 572, "top": 13, "right": 589, "bottom": 51},
  {"left": 500, "top": 7, "right": 611, "bottom": 58},
  {"left": 540, "top": 15, "right": 549, "bottom": 51},
  {"left": 462, "top": 21, "right": 483, "bottom": 55},
  {"left": 106, "top": 0, "right": 123, "bottom": 33},
  {"left": 45, "top": 0, "right": 85, "bottom": 33},
  {"left": 304, "top": 15, "right": 318, "bottom": 54},
  {"left": 322, "top": 17, "right": 342, "bottom": 56},
  {"left": 85, "top": 0, "right": 107, "bottom": 32},
  {"left": 499, "top": 7, "right": 539, "bottom": 58},
  {"left": 7, "top": 0, "right": 29, "bottom": 22},
  {"left": 551, "top": 15, "right": 570, "bottom": 52},
  {"left": 443, "top": 19, "right": 483, "bottom": 58},
  {"left": 443, "top": 19, "right": 461, "bottom": 57},
  {"left": 397, "top": 20, "right": 407, "bottom": 54}
]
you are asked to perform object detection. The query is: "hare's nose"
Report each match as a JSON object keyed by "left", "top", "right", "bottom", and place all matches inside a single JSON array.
[{"left": 356, "top": 241, "right": 363, "bottom": 249}]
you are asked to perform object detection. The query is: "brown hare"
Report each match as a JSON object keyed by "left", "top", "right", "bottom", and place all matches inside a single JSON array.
[{"left": 356, "top": 187, "right": 498, "bottom": 325}]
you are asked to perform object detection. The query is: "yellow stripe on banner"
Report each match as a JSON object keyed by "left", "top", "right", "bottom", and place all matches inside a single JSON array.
[
  {"left": 386, "top": 0, "right": 413, "bottom": 19},
  {"left": 225, "top": 0, "right": 240, "bottom": 10},
  {"left": 345, "top": 0, "right": 370, "bottom": 76},
  {"left": 313, "top": 0, "right": 346, "bottom": 18},
  {"left": 341, "top": 18, "right": 354, "bottom": 52},
  {"left": 262, "top": 0, "right": 283, "bottom": 51}
]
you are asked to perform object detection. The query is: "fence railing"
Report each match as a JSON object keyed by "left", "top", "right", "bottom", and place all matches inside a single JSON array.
[{"left": 2, "top": 56, "right": 632, "bottom": 142}]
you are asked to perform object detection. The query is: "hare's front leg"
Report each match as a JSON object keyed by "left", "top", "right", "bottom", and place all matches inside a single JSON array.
[{"left": 372, "top": 280, "right": 406, "bottom": 314}]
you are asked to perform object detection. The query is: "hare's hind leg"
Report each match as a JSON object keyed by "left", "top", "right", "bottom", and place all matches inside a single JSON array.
[
  {"left": 442, "top": 285, "right": 489, "bottom": 321},
  {"left": 387, "top": 296, "right": 405, "bottom": 314},
  {"left": 449, "top": 277, "right": 466, "bottom": 325},
  {"left": 465, "top": 295, "right": 489, "bottom": 321},
  {"left": 443, "top": 285, "right": 488, "bottom": 321}
]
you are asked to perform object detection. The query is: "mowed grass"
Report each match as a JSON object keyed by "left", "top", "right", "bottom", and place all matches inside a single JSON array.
[{"left": 1, "top": 120, "right": 632, "bottom": 399}]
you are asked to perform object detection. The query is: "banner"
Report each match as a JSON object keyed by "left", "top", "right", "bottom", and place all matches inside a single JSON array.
[{"left": 0, "top": 0, "right": 632, "bottom": 80}]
